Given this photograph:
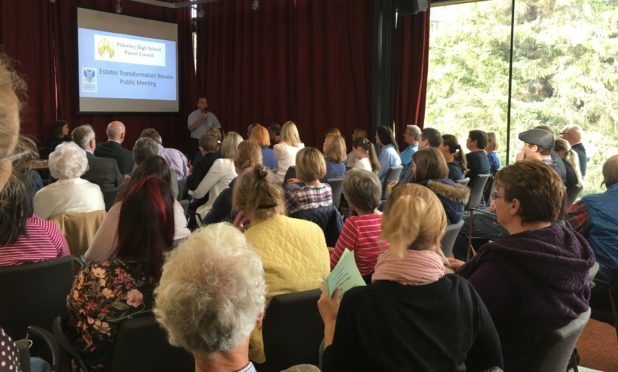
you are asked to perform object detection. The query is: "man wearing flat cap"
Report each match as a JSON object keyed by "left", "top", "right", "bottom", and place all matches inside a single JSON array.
[{"left": 517, "top": 128, "right": 566, "bottom": 183}]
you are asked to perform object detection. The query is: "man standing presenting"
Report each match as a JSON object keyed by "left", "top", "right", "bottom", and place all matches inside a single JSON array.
[{"left": 188, "top": 97, "right": 221, "bottom": 160}]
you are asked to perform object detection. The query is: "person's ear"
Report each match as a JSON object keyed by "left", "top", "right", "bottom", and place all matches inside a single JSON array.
[{"left": 509, "top": 198, "right": 521, "bottom": 217}]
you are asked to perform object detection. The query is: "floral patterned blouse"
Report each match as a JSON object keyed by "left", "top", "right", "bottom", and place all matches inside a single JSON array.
[{"left": 67, "top": 259, "right": 155, "bottom": 371}]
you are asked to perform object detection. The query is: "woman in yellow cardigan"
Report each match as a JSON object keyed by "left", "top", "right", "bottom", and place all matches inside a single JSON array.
[{"left": 233, "top": 165, "right": 330, "bottom": 363}]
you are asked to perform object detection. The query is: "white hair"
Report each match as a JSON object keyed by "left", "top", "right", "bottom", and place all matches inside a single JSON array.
[
  {"left": 48, "top": 142, "right": 88, "bottom": 179},
  {"left": 154, "top": 223, "right": 266, "bottom": 354}
]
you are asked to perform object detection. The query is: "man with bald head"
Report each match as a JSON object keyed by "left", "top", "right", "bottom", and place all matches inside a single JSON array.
[
  {"left": 568, "top": 155, "right": 618, "bottom": 311},
  {"left": 94, "top": 121, "right": 134, "bottom": 176},
  {"left": 560, "top": 124, "right": 587, "bottom": 177}
]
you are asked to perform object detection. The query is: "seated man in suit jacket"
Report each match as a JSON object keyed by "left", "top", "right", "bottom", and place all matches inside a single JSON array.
[
  {"left": 94, "top": 121, "right": 133, "bottom": 176},
  {"left": 72, "top": 125, "right": 123, "bottom": 191}
]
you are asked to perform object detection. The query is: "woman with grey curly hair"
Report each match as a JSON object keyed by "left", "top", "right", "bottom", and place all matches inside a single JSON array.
[
  {"left": 154, "top": 223, "right": 266, "bottom": 372},
  {"left": 34, "top": 141, "right": 104, "bottom": 219}
]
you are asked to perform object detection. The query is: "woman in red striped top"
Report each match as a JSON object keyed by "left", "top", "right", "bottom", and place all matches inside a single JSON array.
[
  {"left": 330, "top": 169, "right": 389, "bottom": 280},
  {"left": 0, "top": 137, "right": 69, "bottom": 266}
]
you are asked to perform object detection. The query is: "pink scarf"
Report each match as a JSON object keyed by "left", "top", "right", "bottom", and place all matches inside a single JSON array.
[{"left": 372, "top": 248, "right": 445, "bottom": 285}]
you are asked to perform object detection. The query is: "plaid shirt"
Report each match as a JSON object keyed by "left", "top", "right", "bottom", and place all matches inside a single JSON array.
[
  {"left": 567, "top": 201, "right": 589, "bottom": 235},
  {"left": 285, "top": 183, "right": 333, "bottom": 215}
]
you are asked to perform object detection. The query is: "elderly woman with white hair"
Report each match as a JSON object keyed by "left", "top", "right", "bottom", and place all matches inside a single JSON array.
[
  {"left": 154, "top": 223, "right": 266, "bottom": 372},
  {"left": 34, "top": 142, "right": 105, "bottom": 219}
]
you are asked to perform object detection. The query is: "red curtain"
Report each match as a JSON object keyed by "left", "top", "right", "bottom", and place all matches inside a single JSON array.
[
  {"left": 197, "top": 0, "right": 373, "bottom": 147},
  {"left": 394, "top": 8, "right": 431, "bottom": 129},
  {"left": 1, "top": 0, "right": 196, "bottom": 152}
]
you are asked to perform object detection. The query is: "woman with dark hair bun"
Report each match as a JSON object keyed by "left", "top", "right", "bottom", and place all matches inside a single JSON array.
[
  {"left": 68, "top": 175, "right": 175, "bottom": 371},
  {"left": 375, "top": 126, "right": 401, "bottom": 182},
  {"left": 439, "top": 134, "right": 467, "bottom": 181},
  {"left": 46, "top": 120, "right": 70, "bottom": 157}
]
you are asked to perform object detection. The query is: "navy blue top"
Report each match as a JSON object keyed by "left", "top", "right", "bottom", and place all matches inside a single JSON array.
[
  {"left": 323, "top": 160, "right": 346, "bottom": 181},
  {"left": 261, "top": 147, "right": 276, "bottom": 170}
]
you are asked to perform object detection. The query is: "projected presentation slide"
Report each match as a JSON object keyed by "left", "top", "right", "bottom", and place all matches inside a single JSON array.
[
  {"left": 78, "top": 29, "right": 176, "bottom": 100},
  {"left": 77, "top": 8, "right": 179, "bottom": 113}
]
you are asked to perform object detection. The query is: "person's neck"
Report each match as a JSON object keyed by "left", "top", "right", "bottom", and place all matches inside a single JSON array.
[
  {"left": 470, "top": 147, "right": 481, "bottom": 152},
  {"left": 306, "top": 180, "right": 320, "bottom": 187},
  {"left": 355, "top": 208, "right": 381, "bottom": 217},
  {"left": 506, "top": 220, "right": 552, "bottom": 235},
  {"left": 443, "top": 152, "right": 454, "bottom": 162},
  {"left": 194, "top": 339, "right": 251, "bottom": 372},
  {"left": 108, "top": 138, "right": 122, "bottom": 144}
]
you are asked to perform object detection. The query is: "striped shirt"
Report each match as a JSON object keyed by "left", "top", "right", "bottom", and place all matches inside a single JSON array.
[
  {"left": 0, "top": 215, "right": 70, "bottom": 266},
  {"left": 285, "top": 183, "right": 333, "bottom": 215},
  {"left": 330, "top": 214, "right": 389, "bottom": 276}
]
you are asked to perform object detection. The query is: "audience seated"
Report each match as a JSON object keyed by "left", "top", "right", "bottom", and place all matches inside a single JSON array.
[
  {"left": 285, "top": 147, "right": 333, "bottom": 215},
  {"left": 439, "top": 134, "right": 467, "bottom": 182},
  {"left": 34, "top": 142, "right": 105, "bottom": 219},
  {"left": 330, "top": 169, "right": 388, "bottom": 280},
  {"left": 189, "top": 131, "right": 242, "bottom": 220},
  {"left": 399, "top": 124, "right": 421, "bottom": 168},
  {"left": 67, "top": 176, "right": 175, "bottom": 371},
  {"left": 411, "top": 148, "right": 469, "bottom": 224},
  {"left": 273, "top": 121, "right": 305, "bottom": 182},
  {"left": 154, "top": 223, "right": 266, "bottom": 372},
  {"left": 132, "top": 137, "right": 179, "bottom": 198},
  {"left": 555, "top": 138, "right": 583, "bottom": 202},
  {"left": 345, "top": 127, "right": 367, "bottom": 168},
  {"left": 0, "top": 137, "right": 69, "bottom": 266},
  {"left": 560, "top": 124, "right": 587, "bottom": 177},
  {"left": 568, "top": 155, "right": 618, "bottom": 312},
  {"left": 71, "top": 124, "right": 123, "bottom": 192},
  {"left": 456, "top": 160, "right": 595, "bottom": 371},
  {"left": 249, "top": 124, "right": 276, "bottom": 170},
  {"left": 319, "top": 183, "right": 503, "bottom": 371},
  {"left": 522, "top": 126, "right": 568, "bottom": 183},
  {"left": 139, "top": 128, "right": 189, "bottom": 181},
  {"left": 185, "top": 133, "right": 222, "bottom": 196},
  {"left": 486, "top": 131, "right": 502, "bottom": 174},
  {"left": 322, "top": 132, "right": 346, "bottom": 180},
  {"left": 375, "top": 126, "right": 401, "bottom": 182},
  {"left": 268, "top": 122, "right": 282, "bottom": 147},
  {"left": 94, "top": 121, "right": 134, "bottom": 176},
  {"left": 84, "top": 156, "right": 190, "bottom": 263},
  {"left": 465, "top": 130, "right": 490, "bottom": 183},
  {"left": 233, "top": 165, "right": 329, "bottom": 363},
  {"left": 201, "top": 140, "right": 262, "bottom": 225},
  {"left": 0, "top": 52, "right": 22, "bottom": 192},
  {"left": 350, "top": 137, "right": 379, "bottom": 173},
  {"left": 420, "top": 127, "right": 442, "bottom": 149},
  {"left": 46, "top": 119, "right": 70, "bottom": 158}
]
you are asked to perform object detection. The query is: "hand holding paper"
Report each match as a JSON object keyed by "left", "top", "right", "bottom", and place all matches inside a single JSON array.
[{"left": 325, "top": 249, "right": 366, "bottom": 298}]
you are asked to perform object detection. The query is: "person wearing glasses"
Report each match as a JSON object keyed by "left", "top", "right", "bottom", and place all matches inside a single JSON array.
[{"left": 454, "top": 161, "right": 594, "bottom": 371}]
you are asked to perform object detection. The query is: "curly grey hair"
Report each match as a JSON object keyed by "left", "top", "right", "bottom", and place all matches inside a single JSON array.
[
  {"left": 154, "top": 223, "right": 266, "bottom": 354},
  {"left": 48, "top": 142, "right": 87, "bottom": 179}
]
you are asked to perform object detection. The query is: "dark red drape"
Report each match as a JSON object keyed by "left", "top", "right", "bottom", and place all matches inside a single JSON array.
[
  {"left": 197, "top": 0, "right": 373, "bottom": 147},
  {"left": 1, "top": 0, "right": 197, "bottom": 152},
  {"left": 394, "top": 8, "right": 431, "bottom": 129}
]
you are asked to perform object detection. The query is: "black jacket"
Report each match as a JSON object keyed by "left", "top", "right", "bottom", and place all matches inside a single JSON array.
[{"left": 94, "top": 141, "right": 133, "bottom": 175}]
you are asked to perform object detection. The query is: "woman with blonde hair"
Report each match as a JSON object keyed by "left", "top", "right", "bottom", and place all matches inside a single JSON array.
[
  {"left": 189, "top": 131, "right": 243, "bottom": 220},
  {"left": 233, "top": 165, "right": 329, "bottom": 364},
  {"left": 554, "top": 138, "right": 583, "bottom": 204},
  {"left": 486, "top": 132, "right": 501, "bottom": 174},
  {"left": 285, "top": 147, "right": 333, "bottom": 215},
  {"left": 318, "top": 183, "right": 502, "bottom": 371},
  {"left": 249, "top": 124, "right": 276, "bottom": 170},
  {"left": 0, "top": 52, "right": 23, "bottom": 192},
  {"left": 273, "top": 121, "right": 305, "bottom": 182},
  {"left": 322, "top": 132, "right": 347, "bottom": 180}
]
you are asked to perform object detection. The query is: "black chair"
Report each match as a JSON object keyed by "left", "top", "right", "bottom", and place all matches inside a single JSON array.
[
  {"left": 591, "top": 272, "right": 618, "bottom": 340},
  {"left": 101, "top": 187, "right": 119, "bottom": 211},
  {"left": 257, "top": 289, "right": 323, "bottom": 372},
  {"left": 381, "top": 166, "right": 403, "bottom": 200},
  {"left": 290, "top": 205, "right": 343, "bottom": 247},
  {"left": 440, "top": 219, "right": 465, "bottom": 257},
  {"left": 0, "top": 256, "right": 82, "bottom": 341},
  {"left": 53, "top": 315, "right": 194, "bottom": 372},
  {"left": 176, "top": 178, "right": 187, "bottom": 201},
  {"left": 527, "top": 308, "right": 591, "bottom": 372},
  {"left": 325, "top": 177, "right": 344, "bottom": 209},
  {"left": 466, "top": 173, "right": 490, "bottom": 210},
  {"left": 283, "top": 166, "right": 297, "bottom": 184}
]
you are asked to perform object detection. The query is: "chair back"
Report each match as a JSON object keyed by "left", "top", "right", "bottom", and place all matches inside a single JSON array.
[
  {"left": 440, "top": 219, "right": 465, "bottom": 257},
  {"left": 176, "top": 178, "right": 187, "bottom": 201},
  {"left": 283, "top": 166, "right": 296, "bottom": 184},
  {"left": 110, "top": 315, "right": 194, "bottom": 372},
  {"left": 0, "top": 256, "right": 81, "bottom": 340},
  {"left": 456, "top": 177, "right": 470, "bottom": 186},
  {"left": 528, "top": 308, "right": 591, "bottom": 372},
  {"left": 382, "top": 166, "right": 403, "bottom": 200},
  {"left": 325, "top": 177, "right": 344, "bottom": 209},
  {"left": 290, "top": 205, "right": 343, "bottom": 247},
  {"left": 259, "top": 289, "right": 323, "bottom": 372},
  {"left": 101, "top": 187, "right": 119, "bottom": 211},
  {"left": 466, "top": 173, "right": 490, "bottom": 210},
  {"left": 50, "top": 210, "right": 106, "bottom": 257}
]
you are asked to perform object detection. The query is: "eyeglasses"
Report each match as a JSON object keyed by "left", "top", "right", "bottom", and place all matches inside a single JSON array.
[
  {"left": 490, "top": 192, "right": 504, "bottom": 201},
  {"left": 0, "top": 150, "right": 30, "bottom": 165}
]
